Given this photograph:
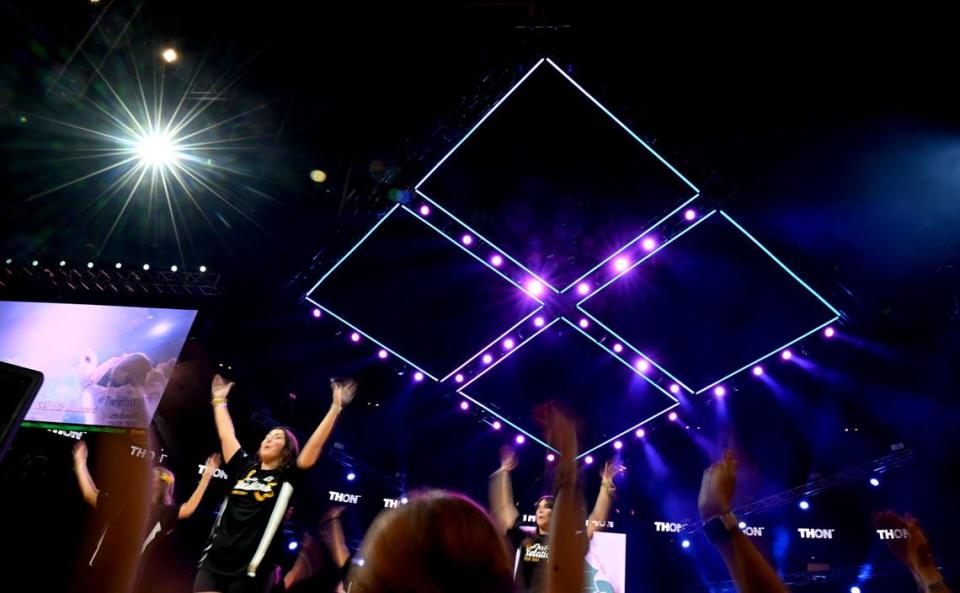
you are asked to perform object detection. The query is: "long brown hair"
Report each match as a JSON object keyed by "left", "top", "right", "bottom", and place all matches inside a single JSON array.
[
  {"left": 257, "top": 426, "right": 300, "bottom": 469},
  {"left": 351, "top": 490, "right": 514, "bottom": 593}
]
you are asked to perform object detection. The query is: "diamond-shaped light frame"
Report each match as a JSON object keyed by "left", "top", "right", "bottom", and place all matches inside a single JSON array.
[
  {"left": 304, "top": 58, "right": 842, "bottom": 457},
  {"left": 577, "top": 210, "right": 841, "bottom": 395},
  {"left": 305, "top": 203, "right": 546, "bottom": 381},
  {"left": 415, "top": 57, "right": 701, "bottom": 293}
]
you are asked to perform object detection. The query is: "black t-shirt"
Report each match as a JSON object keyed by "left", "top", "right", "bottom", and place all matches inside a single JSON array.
[
  {"left": 507, "top": 523, "right": 550, "bottom": 593},
  {"left": 507, "top": 519, "right": 594, "bottom": 593},
  {"left": 87, "top": 492, "right": 177, "bottom": 567},
  {"left": 136, "top": 502, "right": 179, "bottom": 590},
  {"left": 141, "top": 502, "right": 179, "bottom": 556},
  {"left": 201, "top": 449, "right": 304, "bottom": 576}
]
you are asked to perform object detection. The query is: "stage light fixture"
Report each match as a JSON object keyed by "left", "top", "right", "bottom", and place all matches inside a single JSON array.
[
  {"left": 681, "top": 539, "right": 691, "bottom": 549},
  {"left": 143, "top": 264, "right": 150, "bottom": 271},
  {"left": 577, "top": 282, "right": 591, "bottom": 295},
  {"left": 170, "top": 265, "right": 178, "bottom": 272},
  {"left": 515, "top": 435, "right": 525, "bottom": 444},
  {"left": 668, "top": 412, "right": 678, "bottom": 422},
  {"left": 613, "top": 440, "right": 623, "bottom": 450},
  {"left": 585, "top": 455, "right": 594, "bottom": 464},
  {"left": 642, "top": 237, "right": 657, "bottom": 251},
  {"left": 161, "top": 48, "right": 178, "bottom": 63},
  {"left": 135, "top": 131, "right": 181, "bottom": 169},
  {"left": 418, "top": 204, "right": 430, "bottom": 216},
  {"left": 455, "top": 374, "right": 464, "bottom": 383},
  {"left": 635, "top": 428, "right": 645, "bottom": 438},
  {"left": 481, "top": 353, "right": 493, "bottom": 364},
  {"left": 492, "top": 421, "right": 501, "bottom": 430},
  {"left": 309, "top": 169, "right": 327, "bottom": 183},
  {"left": 635, "top": 359, "right": 649, "bottom": 373},
  {"left": 713, "top": 385, "right": 726, "bottom": 397},
  {"left": 413, "top": 372, "right": 424, "bottom": 382},
  {"left": 378, "top": 349, "right": 388, "bottom": 359},
  {"left": 579, "top": 318, "right": 590, "bottom": 329},
  {"left": 684, "top": 209, "right": 696, "bottom": 221},
  {"left": 799, "top": 500, "right": 810, "bottom": 510},
  {"left": 781, "top": 349, "right": 793, "bottom": 361},
  {"left": 461, "top": 234, "right": 473, "bottom": 246},
  {"left": 612, "top": 343, "right": 623, "bottom": 353},
  {"left": 502, "top": 338, "right": 515, "bottom": 349},
  {"left": 752, "top": 366, "right": 764, "bottom": 376},
  {"left": 350, "top": 332, "right": 361, "bottom": 343},
  {"left": 312, "top": 308, "right": 322, "bottom": 318},
  {"left": 490, "top": 254, "right": 503, "bottom": 267},
  {"left": 824, "top": 326, "right": 835, "bottom": 338},
  {"left": 533, "top": 316, "right": 545, "bottom": 327},
  {"left": 346, "top": 472, "right": 356, "bottom": 481},
  {"left": 614, "top": 257, "right": 629, "bottom": 272},
  {"left": 460, "top": 401, "right": 470, "bottom": 411},
  {"left": 669, "top": 383, "right": 680, "bottom": 394}
]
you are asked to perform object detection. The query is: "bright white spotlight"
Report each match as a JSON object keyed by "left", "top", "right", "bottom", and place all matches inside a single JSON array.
[
  {"left": 161, "top": 48, "right": 178, "bottom": 63},
  {"left": 135, "top": 131, "right": 181, "bottom": 169}
]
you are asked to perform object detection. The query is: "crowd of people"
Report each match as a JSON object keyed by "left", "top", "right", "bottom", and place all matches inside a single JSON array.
[{"left": 69, "top": 375, "right": 950, "bottom": 593}]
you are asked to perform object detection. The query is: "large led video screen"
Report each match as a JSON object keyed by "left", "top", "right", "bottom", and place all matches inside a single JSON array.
[{"left": 0, "top": 301, "right": 197, "bottom": 429}]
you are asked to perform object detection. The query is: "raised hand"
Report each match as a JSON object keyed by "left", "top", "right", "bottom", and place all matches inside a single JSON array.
[
  {"left": 536, "top": 402, "right": 578, "bottom": 461},
  {"left": 73, "top": 441, "right": 88, "bottom": 465},
  {"left": 600, "top": 460, "right": 624, "bottom": 483},
  {"left": 203, "top": 453, "right": 222, "bottom": 476},
  {"left": 211, "top": 373, "right": 235, "bottom": 402},
  {"left": 332, "top": 378, "right": 358, "bottom": 407},
  {"left": 499, "top": 446, "right": 518, "bottom": 473},
  {"left": 698, "top": 449, "right": 737, "bottom": 521}
]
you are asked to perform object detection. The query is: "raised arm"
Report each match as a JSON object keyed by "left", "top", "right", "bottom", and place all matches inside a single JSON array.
[
  {"left": 543, "top": 406, "right": 586, "bottom": 593},
  {"left": 72, "top": 441, "right": 100, "bottom": 507},
  {"left": 905, "top": 518, "right": 952, "bottom": 593},
  {"left": 489, "top": 447, "right": 519, "bottom": 533},
  {"left": 877, "top": 511, "right": 951, "bottom": 593},
  {"left": 586, "top": 461, "right": 622, "bottom": 539},
  {"left": 297, "top": 378, "right": 357, "bottom": 470},
  {"left": 699, "top": 450, "right": 788, "bottom": 593},
  {"left": 211, "top": 374, "right": 241, "bottom": 464},
  {"left": 178, "top": 453, "right": 221, "bottom": 520}
]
